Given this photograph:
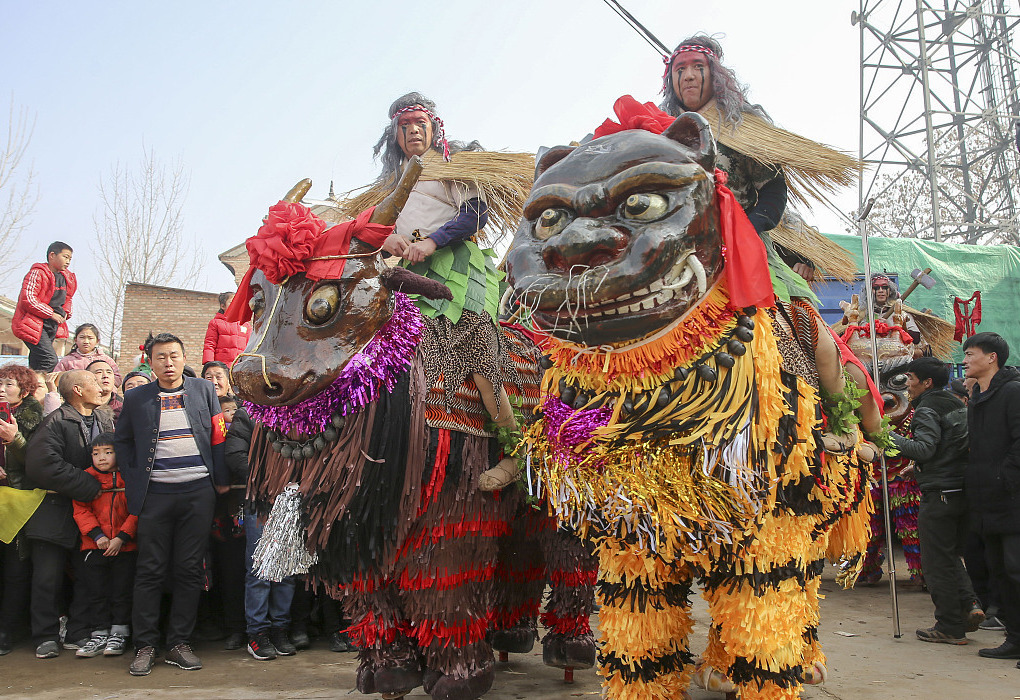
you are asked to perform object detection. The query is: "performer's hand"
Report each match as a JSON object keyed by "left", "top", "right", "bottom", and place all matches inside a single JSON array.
[
  {"left": 104, "top": 538, "right": 123, "bottom": 556},
  {"left": 45, "top": 372, "right": 60, "bottom": 392},
  {"left": 95, "top": 536, "right": 111, "bottom": 550},
  {"left": 382, "top": 233, "right": 411, "bottom": 257},
  {"left": 215, "top": 484, "right": 230, "bottom": 495},
  {"left": 793, "top": 262, "right": 815, "bottom": 282},
  {"left": 50, "top": 312, "right": 64, "bottom": 323},
  {"left": 403, "top": 239, "right": 437, "bottom": 263},
  {"left": 0, "top": 415, "right": 18, "bottom": 444}
]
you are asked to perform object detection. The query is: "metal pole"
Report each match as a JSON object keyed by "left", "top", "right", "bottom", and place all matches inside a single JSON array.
[
  {"left": 860, "top": 0, "right": 902, "bottom": 638},
  {"left": 915, "top": 0, "right": 945, "bottom": 242}
]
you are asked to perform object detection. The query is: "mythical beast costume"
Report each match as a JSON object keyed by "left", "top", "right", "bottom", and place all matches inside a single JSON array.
[{"left": 507, "top": 110, "right": 876, "bottom": 700}]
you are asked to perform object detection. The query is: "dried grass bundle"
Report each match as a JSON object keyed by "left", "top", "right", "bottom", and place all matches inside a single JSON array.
[
  {"left": 335, "top": 150, "right": 534, "bottom": 247},
  {"left": 699, "top": 102, "right": 861, "bottom": 209},
  {"left": 770, "top": 211, "right": 858, "bottom": 283},
  {"left": 907, "top": 307, "right": 957, "bottom": 358}
]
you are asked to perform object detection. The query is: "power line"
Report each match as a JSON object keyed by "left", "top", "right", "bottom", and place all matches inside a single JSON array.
[{"left": 599, "top": 0, "right": 670, "bottom": 57}]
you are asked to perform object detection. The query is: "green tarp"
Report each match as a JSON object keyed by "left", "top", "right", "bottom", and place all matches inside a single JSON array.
[{"left": 824, "top": 233, "right": 1020, "bottom": 362}]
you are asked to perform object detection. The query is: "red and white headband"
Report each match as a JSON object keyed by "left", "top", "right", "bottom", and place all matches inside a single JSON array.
[
  {"left": 390, "top": 105, "right": 451, "bottom": 161},
  {"left": 662, "top": 44, "right": 718, "bottom": 80}
]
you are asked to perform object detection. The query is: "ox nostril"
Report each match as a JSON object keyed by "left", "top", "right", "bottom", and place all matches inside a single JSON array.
[{"left": 264, "top": 382, "right": 284, "bottom": 398}]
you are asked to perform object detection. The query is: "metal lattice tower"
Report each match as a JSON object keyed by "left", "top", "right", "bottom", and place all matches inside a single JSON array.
[{"left": 855, "top": 0, "right": 1020, "bottom": 244}]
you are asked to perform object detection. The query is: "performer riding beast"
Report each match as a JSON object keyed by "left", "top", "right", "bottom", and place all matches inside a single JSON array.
[{"left": 508, "top": 109, "right": 882, "bottom": 700}]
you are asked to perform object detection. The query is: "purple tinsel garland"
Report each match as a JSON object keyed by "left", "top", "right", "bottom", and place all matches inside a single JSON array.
[
  {"left": 244, "top": 292, "right": 424, "bottom": 436},
  {"left": 541, "top": 397, "right": 614, "bottom": 468}
]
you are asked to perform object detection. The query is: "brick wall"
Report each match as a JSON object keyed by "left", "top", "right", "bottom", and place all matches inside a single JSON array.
[{"left": 119, "top": 282, "right": 221, "bottom": 378}]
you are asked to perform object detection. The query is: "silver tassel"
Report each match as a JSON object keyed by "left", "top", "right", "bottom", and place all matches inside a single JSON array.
[{"left": 251, "top": 483, "right": 318, "bottom": 582}]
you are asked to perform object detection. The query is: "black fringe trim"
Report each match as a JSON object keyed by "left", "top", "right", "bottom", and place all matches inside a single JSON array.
[
  {"left": 314, "top": 369, "right": 413, "bottom": 584},
  {"left": 596, "top": 580, "right": 693, "bottom": 613},
  {"left": 599, "top": 647, "right": 695, "bottom": 684},
  {"left": 701, "top": 557, "right": 825, "bottom": 597},
  {"left": 728, "top": 656, "right": 802, "bottom": 690}
]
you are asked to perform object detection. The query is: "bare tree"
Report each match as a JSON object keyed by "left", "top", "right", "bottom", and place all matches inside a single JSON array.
[
  {"left": 869, "top": 125, "right": 1019, "bottom": 245},
  {"left": 0, "top": 98, "right": 38, "bottom": 292},
  {"left": 88, "top": 148, "right": 201, "bottom": 353}
]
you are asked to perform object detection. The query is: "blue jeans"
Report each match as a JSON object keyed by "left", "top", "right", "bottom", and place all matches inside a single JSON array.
[{"left": 244, "top": 511, "right": 296, "bottom": 635}]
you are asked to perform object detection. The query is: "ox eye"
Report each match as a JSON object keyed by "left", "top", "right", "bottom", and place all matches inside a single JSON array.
[
  {"left": 621, "top": 193, "right": 669, "bottom": 221},
  {"left": 535, "top": 208, "right": 570, "bottom": 240},
  {"left": 250, "top": 290, "right": 266, "bottom": 321},
  {"left": 887, "top": 373, "right": 908, "bottom": 390},
  {"left": 305, "top": 285, "right": 340, "bottom": 324}
]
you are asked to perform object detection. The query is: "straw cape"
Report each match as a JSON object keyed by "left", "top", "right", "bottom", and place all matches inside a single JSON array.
[
  {"left": 335, "top": 149, "right": 535, "bottom": 248},
  {"left": 695, "top": 101, "right": 862, "bottom": 283},
  {"left": 698, "top": 100, "right": 861, "bottom": 208}
]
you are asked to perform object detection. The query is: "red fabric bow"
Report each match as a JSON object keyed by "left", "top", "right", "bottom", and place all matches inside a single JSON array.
[
  {"left": 841, "top": 319, "right": 913, "bottom": 347},
  {"left": 953, "top": 291, "right": 981, "bottom": 342},
  {"left": 225, "top": 203, "right": 393, "bottom": 324},
  {"left": 592, "top": 95, "right": 774, "bottom": 310}
]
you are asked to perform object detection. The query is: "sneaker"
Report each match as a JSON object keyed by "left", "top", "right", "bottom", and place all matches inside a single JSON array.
[
  {"left": 104, "top": 635, "right": 127, "bottom": 656},
  {"left": 165, "top": 643, "right": 202, "bottom": 670},
  {"left": 916, "top": 626, "right": 967, "bottom": 645},
  {"left": 979, "top": 615, "right": 1007, "bottom": 632},
  {"left": 966, "top": 603, "right": 986, "bottom": 633},
  {"left": 76, "top": 633, "right": 109, "bottom": 658},
  {"left": 62, "top": 636, "right": 90, "bottom": 651},
  {"left": 35, "top": 640, "right": 60, "bottom": 659},
  {"left": 247, "top": 632, "right": 277, "bottom": 661},
  {"left": 0, "top": 631, "right": 13, "bottom": 656},
  {"left": 224, "top": 632, "right": 245, "bottom": 650},
  {"left": 290, "top": 628, "right": 311, "bottom": 650},
  {"left": 269, "top": 629, "right": 296, "bottom": 656},
  {"left": 129, "top": 646, "right": 156, "bottom": 676}
]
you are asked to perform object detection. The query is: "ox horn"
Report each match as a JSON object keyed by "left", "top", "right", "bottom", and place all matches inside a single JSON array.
[
  {"left": 282, "top": 178, "right": 313, "bottom": 203},
  {"left": 369, "top": 155, "right": 424, "bottom": 225}
]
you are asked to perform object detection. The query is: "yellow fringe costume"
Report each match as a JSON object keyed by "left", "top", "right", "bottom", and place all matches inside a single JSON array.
[{"left": 523, "top": 280, "right": 873, "bottom": 700}]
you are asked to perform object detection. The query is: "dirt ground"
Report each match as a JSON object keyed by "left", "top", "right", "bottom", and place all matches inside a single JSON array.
[{"left": 2, "top": 556, "right": 1018, "bottom": 700}]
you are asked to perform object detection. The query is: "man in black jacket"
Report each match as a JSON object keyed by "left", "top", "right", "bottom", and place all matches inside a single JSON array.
[
  {"left": 962, "top": 332, "right": 1020, "bottom": 666},
  {"left": 115, "top": 333, "right": 229, "bottom": 676},
  {"left": 23, "top": 370, "right": 113, "bottom": 658},
  {"left": 893, "top": 358, "right": 979, "bottom": 644}
]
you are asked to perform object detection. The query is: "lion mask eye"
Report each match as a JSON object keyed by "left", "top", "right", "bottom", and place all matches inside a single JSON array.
[
  {"left": 535, "top": 208, "right": 571, "bottom": 240},
  {"left": 305, "top": 285, "right": 340, "bottom": 324},
  {"left": 249, "top": 289, "right": 266, "bottom": 321},
  {"left": 620, "top": 193, "right": 669, "bottom": 221}
]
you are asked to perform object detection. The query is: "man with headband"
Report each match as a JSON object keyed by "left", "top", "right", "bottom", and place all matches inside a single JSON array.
[
  {"left": 661, "top": 35, "right": 859, "bottom": 298},
  {"left": 342, "top": 92, "right": 533, "bottom": 490}
]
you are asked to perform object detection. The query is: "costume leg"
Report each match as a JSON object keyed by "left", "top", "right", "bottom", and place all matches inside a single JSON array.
[
  {"left": 859, "top": 483, "right": 887, "bottom": 584},
  {"left": 398, "top": 432, "right": 512, "bottom": 700},
  {"left": 489, "top": 497, "right": 545, "bottom": 656},
  {"left": 596, "top": 538, "right": 695, "bottom": 700},
  {"left": 889, "top": 476, "right": 923, "bottom": 584},
  {"left": 702, "top": 512, "right": 819, "bottom": 700},
  {"left": 343, "top": 577, "right": 422, "bottom": 697},
  {"left": 540, "top": 526, "right": 597, "bottom": 670}
]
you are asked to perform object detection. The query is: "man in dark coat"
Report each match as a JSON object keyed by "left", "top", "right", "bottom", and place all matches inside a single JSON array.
[
  {"left": 893, "top": 357, "right": 979, "bottom": 644},
  {"left": 23, "top": 370, "right": 112, "bottom": 658},
  {"left": 115, "top": 333, "right": 228, "bottom": 676},
  {"left": 962, "top": 332, "right": 1020, "bottom": 666}
]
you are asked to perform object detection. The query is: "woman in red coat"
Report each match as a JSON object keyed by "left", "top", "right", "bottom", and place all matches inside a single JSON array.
[{"left": 202, "top": 292, "right": 249, "bottom": 366}]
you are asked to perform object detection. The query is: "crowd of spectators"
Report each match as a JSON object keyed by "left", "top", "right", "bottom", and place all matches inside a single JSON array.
[{"left": 0, "top": 242, "right": 354, "bottom": 675}]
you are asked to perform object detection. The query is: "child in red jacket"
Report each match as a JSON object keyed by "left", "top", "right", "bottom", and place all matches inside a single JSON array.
[{"left": 72, "top": 432, "right": 137, "bottom": 657}]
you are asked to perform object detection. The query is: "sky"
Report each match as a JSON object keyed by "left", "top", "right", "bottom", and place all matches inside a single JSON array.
[{"left": 0, "top": 0, "right": 863, "bottom": 327}]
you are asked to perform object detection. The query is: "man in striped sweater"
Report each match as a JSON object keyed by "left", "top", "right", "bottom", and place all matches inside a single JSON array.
[{"left": 114, "top": 333, "right": 229, "bottom": 676}]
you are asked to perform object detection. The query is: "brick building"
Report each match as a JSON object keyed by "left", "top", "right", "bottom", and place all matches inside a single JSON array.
[{"left": 118, "top": 282, "right": 220, "bottom": 378}]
